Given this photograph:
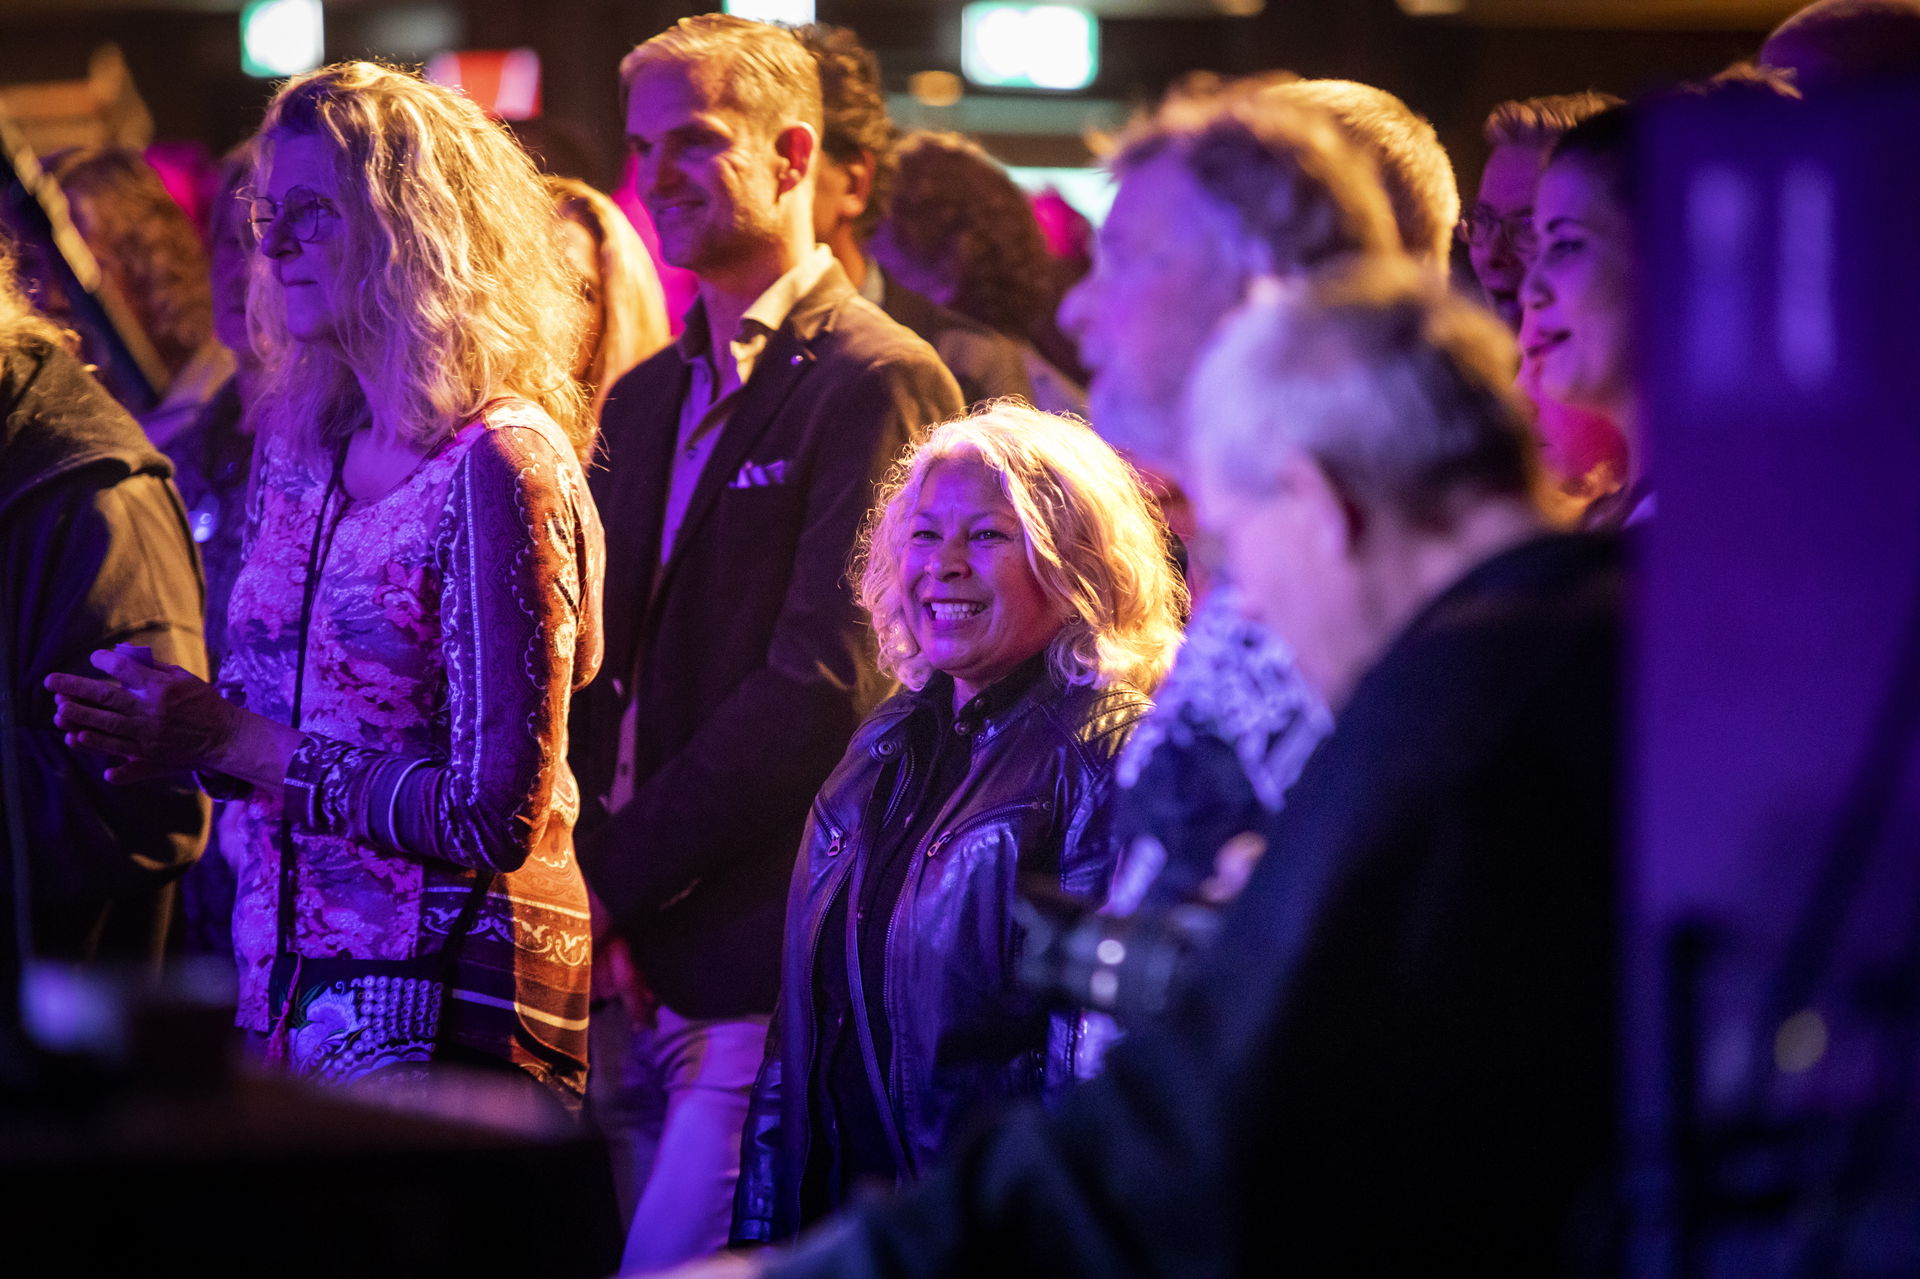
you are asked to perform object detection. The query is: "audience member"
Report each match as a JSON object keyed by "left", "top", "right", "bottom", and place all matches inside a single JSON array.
[
  {"left": 798, "top": 24, "right": 1033, "bottom": 408},
  {"left": 0, "top": 237, "right": 208, "bottom": 972},
  {"left": 1265, "top": 78, "right": 1461, "bottom": 268},
  {"left": 162, "top": 146, "right": 261, "bottom": 671},
  {"left": 165, "top": 146, "right": 262, "bottom": 960},
  {"left": 670, "top": 252, "right": 1623, "bottom": 1279},
  {"left": 732, "top": 404, "right": 1184, "bottom": 1244},
  {"left": 1058, "top": 85, "right": 1396, "bottom": 922},
  {"left": 1525, "top": 67, "right": 1800, "bottom": 530},
  {"left": 569, "top": 16, "right": 961, "bottom": 1271},
  {"left": 1467, "top": 93, "right": 1619, "bottom": 330},
  {"left": 1760, "top": 0, "right": 1920, "bottom": 91},
  {"left": 49, "top": 62, "right": 602, "bottom": 1103},
  {"left": 1521, "top": 107, "right": 1643, "bottom": 528},
  {"left": 549, "top": 174, "right": 671, "bottom": 418},
  {"left": 48, "top": 147, "right": 232, "bottom": 443},
  {"left": 872, "top": 131, "right": 1087, "bottom": 415},
  {"left": 1467, "top": 93, "right": 1626, "bottom": 508}
]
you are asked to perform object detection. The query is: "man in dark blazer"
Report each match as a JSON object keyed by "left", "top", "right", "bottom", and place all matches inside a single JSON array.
[
  {"left": 571, "top": 15, "right": 962, "bottom": 1272},
  {"left": 798, "top": 23, "right": 1034, "bottom": 410}
]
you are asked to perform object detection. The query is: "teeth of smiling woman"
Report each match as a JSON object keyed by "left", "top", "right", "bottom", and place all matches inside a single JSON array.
[{"left": 928, "top": 602, "right": 986, "bottom": 621}]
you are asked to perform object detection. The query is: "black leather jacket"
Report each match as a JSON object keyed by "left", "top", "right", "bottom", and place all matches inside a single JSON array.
[{"left": 732, "top": 671, "right": 1149, "bottom": 1244}]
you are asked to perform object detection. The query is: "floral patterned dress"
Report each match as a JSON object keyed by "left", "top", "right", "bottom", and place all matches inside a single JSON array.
[{"left": 219, "top": 400, "right": 603, "bottom": 1096}]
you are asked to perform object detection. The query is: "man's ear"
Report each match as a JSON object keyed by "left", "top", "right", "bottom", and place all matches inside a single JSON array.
[
  {"left": 1284, "top": 450, "right": 1364, "bottom": 560},
  {"left": 840, "top": 147, "right": 877, "bottom": 219},
  {"left": 774, "top": 123, "right": 819, "bottom": 195}
]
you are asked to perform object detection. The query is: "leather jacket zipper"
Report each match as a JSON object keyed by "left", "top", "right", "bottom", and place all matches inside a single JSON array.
[
  {"left": 843, "top": 843, "right": 915, "bottom": 1175},
  {"left": 876, "top": 795, "right": 1054, "bottom": 1170}
]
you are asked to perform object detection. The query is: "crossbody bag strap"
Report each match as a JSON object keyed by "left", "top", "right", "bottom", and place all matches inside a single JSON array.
[{"left": 276, "top": 445, "right": 347, "bottom": 958}]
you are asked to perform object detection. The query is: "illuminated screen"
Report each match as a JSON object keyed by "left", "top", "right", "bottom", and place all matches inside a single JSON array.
[
  {"left": 241, "top": 0, "right": 324, "bottom": 79},
  {"left": 961, "top": 4, "right": 1098, "bottom": 92}
]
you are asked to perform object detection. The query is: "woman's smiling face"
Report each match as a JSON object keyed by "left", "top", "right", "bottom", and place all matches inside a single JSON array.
[
  {"left": 898, "top": 458, "right": 1062, "bottom": 707},
  {"left": 1521, "top": 156, "right": 1635, "bottom": 423}
]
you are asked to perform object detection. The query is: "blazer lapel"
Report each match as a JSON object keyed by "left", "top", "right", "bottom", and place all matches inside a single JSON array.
[
  {"left": 650, "top": 270, "right": 851, "bottom": 611},
  {"left": 599, "top": 352, "right": 690, "bottom": 680}
]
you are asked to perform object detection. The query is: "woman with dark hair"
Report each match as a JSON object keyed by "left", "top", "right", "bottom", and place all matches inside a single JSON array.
[
  {"left": 1522, "top": 68, "right": 1797, "bottom": 529},
  {"left": 872, "top": 132, "right": 1088, "bottom": 415},
  {"left": 49, "top": 62, "right": 603, "bottom": 1102}
]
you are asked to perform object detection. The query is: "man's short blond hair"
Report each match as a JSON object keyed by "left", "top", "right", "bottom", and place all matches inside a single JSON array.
[{"left": 620, "top": 14, "right": 823, "bottom": 137}]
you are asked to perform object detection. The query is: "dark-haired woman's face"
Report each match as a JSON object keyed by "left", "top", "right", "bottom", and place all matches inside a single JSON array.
[
  {"left": 258, "top": 132, "right": 348, "bottom": 350},
  {"left": 1520, "top": 158, "right": 1634, "bottom": 422}
]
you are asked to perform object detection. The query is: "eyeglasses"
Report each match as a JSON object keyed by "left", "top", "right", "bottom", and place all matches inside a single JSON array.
[
  {"left": 1456, "top": 208, "right": 1538, "bottom": 258},
  {"left": 241, "top": 186, "right": 340, "bottom": 246}
]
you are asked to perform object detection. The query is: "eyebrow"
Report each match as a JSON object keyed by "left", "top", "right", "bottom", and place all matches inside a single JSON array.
[{"left": 1541, "top": 215, "right": 1586, "bottom": 234}]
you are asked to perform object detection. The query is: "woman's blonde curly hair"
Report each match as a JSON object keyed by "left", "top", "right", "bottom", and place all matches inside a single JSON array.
[
  {"left": 854, "top": 401, "right": 1187, "bottom": 695},
  {"left": 248, "top": 61, "right": 590, "bottom": 463}
]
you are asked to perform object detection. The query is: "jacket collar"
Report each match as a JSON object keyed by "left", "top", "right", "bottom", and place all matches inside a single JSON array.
[
  {"left": 879, "top": 651, "right": 1056, "bottom": 754},
  {"left": 0, "top": 337, "right": 169, "bottom": 521}
]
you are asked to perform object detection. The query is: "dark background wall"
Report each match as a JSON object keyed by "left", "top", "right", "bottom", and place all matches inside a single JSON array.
[{"left": 0, "top": 0, "right": 1786, "bottom": 198}]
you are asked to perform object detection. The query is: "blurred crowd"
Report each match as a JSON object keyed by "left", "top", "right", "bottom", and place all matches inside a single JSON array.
[{"left": 3, "top": 0, "right": 1915, "bottom": 1274}]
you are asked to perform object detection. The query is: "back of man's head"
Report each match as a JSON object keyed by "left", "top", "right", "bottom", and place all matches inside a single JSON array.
[
  {"left": 1111, "top": 87, "right": 1401, "bottom": 276},
  {"left": 796, "top": 23, "right": 895, "bottom": 241},
  {"left": 1264, "top": 79, "right": 1460, "bottom": 267},
  {"left": 621, "top": 14, "right": 823, "bottom": 137},
  {"left": 1190, "top": 257, "right": 1537, "bottom": 534},
  {"left": 1761, "top": 0, "right": 1920, "bottom": 91}
]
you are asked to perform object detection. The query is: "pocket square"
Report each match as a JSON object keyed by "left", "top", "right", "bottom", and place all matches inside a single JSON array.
[{"left": 728, "top": 459, "right": 790, "bottom": 489}]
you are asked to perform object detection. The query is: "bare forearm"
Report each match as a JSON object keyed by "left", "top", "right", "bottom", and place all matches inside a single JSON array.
[{"left": 206, "top": 708, "right": 302, "bottom": 794}]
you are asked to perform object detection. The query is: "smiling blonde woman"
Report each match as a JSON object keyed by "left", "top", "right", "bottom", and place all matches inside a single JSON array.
[{"left": 734, "top": 401, "right": 1185, "bottom": 1244}]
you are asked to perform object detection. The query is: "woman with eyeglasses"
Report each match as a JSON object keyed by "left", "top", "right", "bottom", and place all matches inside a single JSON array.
[{"left": 48, "top": 62, "right": 603, "bottom": 1105}]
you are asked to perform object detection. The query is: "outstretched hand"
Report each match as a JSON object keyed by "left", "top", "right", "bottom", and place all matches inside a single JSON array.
[{"left": 46, "top": 647, "right": 239, "bottom": 781}]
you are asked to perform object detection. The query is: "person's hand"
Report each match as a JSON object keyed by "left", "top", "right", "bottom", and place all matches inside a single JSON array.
[
  {"left": 593, "top": 934, "right": 660, "bottom": 1031},
  {"left": 1198, "top": 830, "right": 1267, "bottom": 905},
  {"left": 46, "top": 647, "right": 240, "bottom": 781}
]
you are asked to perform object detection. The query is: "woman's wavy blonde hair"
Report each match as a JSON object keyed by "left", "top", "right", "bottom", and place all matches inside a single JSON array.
[
  {"left": 248, "top": 61, "right": 590, "bottom": 463},
  {"left": 855, "top": 402, "right": 1187, "bottom": 695}
]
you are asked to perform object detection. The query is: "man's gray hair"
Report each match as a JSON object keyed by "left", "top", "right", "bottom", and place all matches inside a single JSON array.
[
  {"left": 1189, "top": 257, "right": 1540, "bottom": 532},
  {"left": 1264, "top": 79, "right": 1460, "bottom": 266},
  {"left": 1111, "top": 82, "right": 1400, "bottom": 275}
]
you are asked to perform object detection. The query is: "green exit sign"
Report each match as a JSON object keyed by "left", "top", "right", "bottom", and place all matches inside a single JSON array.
[
  {"left": 241, "top": 0, "right": 324, "bottom": 79},
  {"left": 961, "top": 4, "right": 1098, "bottom": 92}
]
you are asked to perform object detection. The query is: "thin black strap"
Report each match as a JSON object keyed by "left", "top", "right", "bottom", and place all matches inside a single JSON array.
[
  {"left": 437, "top": 869, "right": 494, "bottom": 991},
  {"left": 275, "top": 445, "right": 348, "bottom": 956}
]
